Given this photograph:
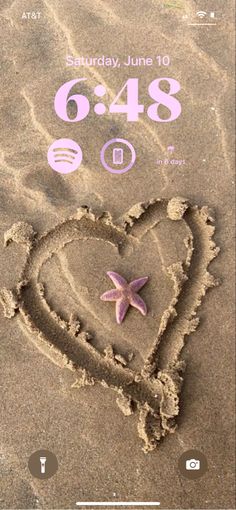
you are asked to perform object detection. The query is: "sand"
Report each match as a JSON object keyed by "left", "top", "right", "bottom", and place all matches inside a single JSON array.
[{"left": 0, "top": 0, "right": 235, "bottom": 509}]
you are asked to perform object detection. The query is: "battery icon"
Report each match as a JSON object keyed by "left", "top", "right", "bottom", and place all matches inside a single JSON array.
[{"left": 112, "top": 148, "right": 124, "bottom": 165}]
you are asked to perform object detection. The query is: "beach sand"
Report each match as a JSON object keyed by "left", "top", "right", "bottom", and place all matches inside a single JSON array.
[{"left": 0, "top": 0, "right": 235, "bottom": 508}]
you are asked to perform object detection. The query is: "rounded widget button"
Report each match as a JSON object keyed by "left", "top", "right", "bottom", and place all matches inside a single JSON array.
[
  {"left": 100, "top": 138, "right": 136, "bottom": 174},
  {"left": 28, "top": 449, "right": 58, "bottom": 479},
  {"left": 178, "top": 449, "right": 208, "bottom": 480},
  {"left": 47, "top": 138, "right": 82, "bottom": 174}
]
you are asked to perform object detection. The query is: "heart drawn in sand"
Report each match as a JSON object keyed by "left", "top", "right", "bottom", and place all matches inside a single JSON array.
[{"left": 0, "top": 197, "right": 219, "bottom": 452}]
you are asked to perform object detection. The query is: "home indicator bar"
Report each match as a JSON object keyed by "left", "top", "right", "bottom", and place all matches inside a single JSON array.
[{"left": 76, "top": 503, "right": 161, "bottom": 507}]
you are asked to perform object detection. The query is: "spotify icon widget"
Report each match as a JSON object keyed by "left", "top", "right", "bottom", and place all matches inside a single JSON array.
[{"left": 47, "top": 138, "right": 83, "bottom": 174}]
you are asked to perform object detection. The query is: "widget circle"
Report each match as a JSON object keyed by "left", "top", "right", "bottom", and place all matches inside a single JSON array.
[
  {"left": 100, "top": 138, "right": 136, "bottom": 174},
  {"left": 28, "top": 449, "right": 58, "bottom": 479},
  {"left": 47, "top": 138, "right": 82, "bottom": 174}
]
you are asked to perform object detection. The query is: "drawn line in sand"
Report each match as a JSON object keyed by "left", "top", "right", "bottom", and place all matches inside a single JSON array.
[{"left": 0, "top": 197, "right": 219, "bottom": 452}]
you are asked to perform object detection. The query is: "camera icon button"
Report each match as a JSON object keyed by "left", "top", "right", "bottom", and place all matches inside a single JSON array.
[
  {"left": 186, "top": 458, "right": 201, "bottom": 470},
  {"left": 178, "top": 450, "right": 208, "bottom": 479}
]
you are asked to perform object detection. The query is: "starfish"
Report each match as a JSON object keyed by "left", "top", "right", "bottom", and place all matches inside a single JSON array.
[{"left": 100, "top": 271, "right": 148, "bottom": 324}]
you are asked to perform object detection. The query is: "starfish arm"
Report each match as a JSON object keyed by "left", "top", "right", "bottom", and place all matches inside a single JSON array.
[
  {"left": 130, "top": 293, "right": 147, "bottom": 316},
  {"left": 100, "top": 289, "right": 121, "bottom": 301},
  {"left": 116, "top": 298, "right": 130, "bottom": 324},
  {"left": 107, "top": 271, "right": 127, "bottom": 289},
  {"left": 129, "top": 276, "right": 148, "bottom": 292}
]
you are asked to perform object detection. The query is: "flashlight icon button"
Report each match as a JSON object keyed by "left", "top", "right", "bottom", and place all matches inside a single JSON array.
[
  {"left": 28, "top": 450, "right": 58, "bottom": 479},
  {"left": 39, "top": 456, "right": 47, "bottom": 474}
]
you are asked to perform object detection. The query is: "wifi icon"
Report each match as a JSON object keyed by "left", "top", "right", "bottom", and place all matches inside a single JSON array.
[
  {"left": 47, "top": 138, "right": 83, "bottom": 174},
  {"left": 196, "top": 10, "right": 207, "bottom": 18}
]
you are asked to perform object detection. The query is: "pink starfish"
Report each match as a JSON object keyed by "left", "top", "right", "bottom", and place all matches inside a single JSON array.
[{"left": 100, "top": 271, "right": 148, "bottom": 324}]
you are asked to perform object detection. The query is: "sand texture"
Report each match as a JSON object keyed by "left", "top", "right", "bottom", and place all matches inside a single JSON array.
[{"left": 0, "top": 0, "right": 235, "bottom": 509}]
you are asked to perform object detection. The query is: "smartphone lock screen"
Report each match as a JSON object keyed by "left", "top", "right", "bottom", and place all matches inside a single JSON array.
[{"left": 0, "top": 1, "right": 235, "bottom": 509}]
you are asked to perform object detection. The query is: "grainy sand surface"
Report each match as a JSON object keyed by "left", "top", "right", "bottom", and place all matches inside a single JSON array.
[{"left": 0, "top": 1, "right": 235, "bottom": 509}]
